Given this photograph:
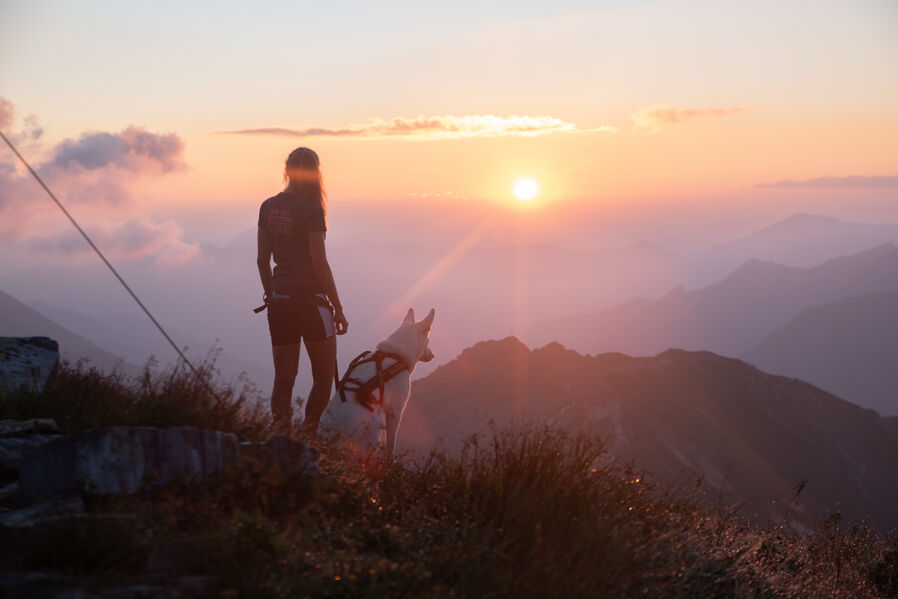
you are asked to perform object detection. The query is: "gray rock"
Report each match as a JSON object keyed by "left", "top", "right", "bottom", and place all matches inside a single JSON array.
[
  {"left": 18, "top": 427, "right": 240, "bottom": 503},
  {"left": 0, "top": 418, "right": 59, "bottom": 437},
  {"left": 0, "top": 434, "right": 66, "bottom": 475},
  {"left": 0, "top": 494, "right": 84, "bottom": 528},
  {"left": 0, "top": 337, "right": 59, "bottom": 394}
]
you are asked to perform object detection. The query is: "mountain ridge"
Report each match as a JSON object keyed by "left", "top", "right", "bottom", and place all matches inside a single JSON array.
[
  {"left": 403, "top": 337, "right": 898, "bottom": 531},
  {"left": 527, "top": 243, "right": 898, "bottom": 373}
]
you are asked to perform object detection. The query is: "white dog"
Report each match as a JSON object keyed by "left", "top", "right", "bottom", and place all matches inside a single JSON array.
[{"left": 319, "top": 308, "right": 434, "bottom": 456}]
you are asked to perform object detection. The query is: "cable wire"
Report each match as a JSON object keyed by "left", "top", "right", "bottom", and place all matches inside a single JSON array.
[{"left": 0, "top": 130, "right": 205, "bottom": 381}]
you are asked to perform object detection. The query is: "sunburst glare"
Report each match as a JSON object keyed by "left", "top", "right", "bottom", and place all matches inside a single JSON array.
[{"left": 513, "top": 178, "right": 539, "bottom": 201}]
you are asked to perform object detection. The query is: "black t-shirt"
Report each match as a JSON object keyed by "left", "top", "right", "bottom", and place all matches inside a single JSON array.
[{"left": 258, "top": 191, "right": 327, "bottom": 295}]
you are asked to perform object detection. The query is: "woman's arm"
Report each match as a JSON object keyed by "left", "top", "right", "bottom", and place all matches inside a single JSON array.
[
  {"left": 309, "top": 231, "right": 348, "bottom": 334},
  {"left": 257, "top": 226, "right": 273, "bottom": 299}
]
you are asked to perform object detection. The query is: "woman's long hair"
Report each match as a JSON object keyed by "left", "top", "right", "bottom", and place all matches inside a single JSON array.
[{"left": 284, "top": 147, "right": 327, "bottom": 223}]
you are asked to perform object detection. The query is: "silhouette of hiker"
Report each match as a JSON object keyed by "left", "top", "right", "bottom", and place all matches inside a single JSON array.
[{"left": 257, "top": 147, "right": 348, "bottom": 436}]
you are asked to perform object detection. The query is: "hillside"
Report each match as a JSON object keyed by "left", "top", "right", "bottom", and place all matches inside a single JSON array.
[
  {"left": 743, "top": 291, "right": 898, "bottom": 416},
  {"left": 402, "top": 338, "right": 898, "bottom": 531},
  {"left": 527, "top": 242, "right": 898, "bottom": 358},
  {"left": 2, "top": 360, "right": 897, "bottom": 597},
  {"left": 0, "top": 289, "right": 140, "bottom": 377}
]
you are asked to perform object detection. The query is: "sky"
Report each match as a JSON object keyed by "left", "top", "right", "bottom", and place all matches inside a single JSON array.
[
  {"left": 1, "top": 0, "right": 897, "bottom": 390},
  {"left": 2, "top": 0, "right": 897, "bottom": 255}
]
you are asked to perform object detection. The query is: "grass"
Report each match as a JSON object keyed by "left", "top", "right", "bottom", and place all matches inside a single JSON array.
[
  {"left": 0, "top": 354, "right": 269, "bottom": 439},
  {"left": 2, "top": 362, "right": 897, "bottom": 597}
]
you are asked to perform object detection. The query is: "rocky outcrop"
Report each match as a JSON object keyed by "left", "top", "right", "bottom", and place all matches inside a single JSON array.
[
  {"left": 0, "top": 420, "right": 317, "bottom": 598},
  {"left": 0, "top": 434, "right": 64, "bottom": 478},
  {"left": 18, "top": 426, "right": 242, "bottom": 503},
  {"left": 0, "top": 419, "right": 59, "bottom": 437},
  {"left": 0, "top": 337, "right": 59, "bottom": 394},
  {"left": 14, "top": 426, "right": 318, "bottom": 503}
]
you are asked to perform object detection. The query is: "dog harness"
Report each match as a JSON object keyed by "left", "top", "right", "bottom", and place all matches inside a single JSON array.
[{"left": 335, "top": 349, "right": 409, "bottom": 412}]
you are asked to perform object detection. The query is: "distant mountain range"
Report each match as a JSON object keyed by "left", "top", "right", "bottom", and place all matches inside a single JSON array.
[
  {"left": 0, "top": 289, "right": 140, "bottom": 377},
  {"left": 402, "top": 338, "right": 898, "bottom": 531},
  {"left": 744, "top": 291, "right": 898, "bottom": 415},
  {"left": 528, "top": 241, "right": 898, "bottom": 363},
  {"left": 685, "top": 213, "right": 898, "bottom": 286}
]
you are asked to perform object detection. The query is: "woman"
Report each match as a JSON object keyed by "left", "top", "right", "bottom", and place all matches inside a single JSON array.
[{"left": 257, "top": 147, "right": 348, "bottom": 436}]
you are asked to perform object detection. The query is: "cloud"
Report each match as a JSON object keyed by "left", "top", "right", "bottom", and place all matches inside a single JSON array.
[
  {"left": 632, "top": 105, "right": 751, "bottom": 131},
  {"left": 221, "top": 114, "right": 614, "bottom": 140},
  {"left": 50, "top": 126, "right": 184, "bottom": 173},
  {"left": 0, "top": 96, "right": 44, "bottom": 143},
  {"left": 756, "top": 175, "right": 898, "bottom": 189},
  {"left": 21, "top": 116, "right": 44, "bottom": 141},
  {"left": 0, "top": 99, "right": 195, "bottom": 263},
  {"left": 29, "top": 217, "right": 200, "bottom": 264}
]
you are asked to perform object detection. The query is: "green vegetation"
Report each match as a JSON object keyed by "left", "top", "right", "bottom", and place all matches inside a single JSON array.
[{"left": 2, "top": 362, "right": 896, "bottom": 598}]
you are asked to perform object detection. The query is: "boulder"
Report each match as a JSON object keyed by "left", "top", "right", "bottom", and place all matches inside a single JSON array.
[
  {"left": 0, "top": 337, "right": 59, "bottom": 394},
  {"left": 0, "top": 434, "right": 64, "bottom": 476},
  {"left": 0, "top": 495, "right": 85, "bottom": 528},
  {"left": 0, "top": 418, "right": 59, "bottom": 437},
  {"left": 18, "top": 427, "right": 240, "bottom": 503}
]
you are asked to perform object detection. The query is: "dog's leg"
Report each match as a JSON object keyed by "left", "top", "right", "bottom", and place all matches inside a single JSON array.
[
  {"left": 383, "top": 380, "right": 410, "bottom": 459},
  {"left": 384, "top": 409, "right": 396, "bottom": 458}
]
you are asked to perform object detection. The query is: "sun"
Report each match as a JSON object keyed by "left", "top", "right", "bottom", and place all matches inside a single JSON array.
[{"left": 513, "top": 178, "right": 539, "bottom": 201}]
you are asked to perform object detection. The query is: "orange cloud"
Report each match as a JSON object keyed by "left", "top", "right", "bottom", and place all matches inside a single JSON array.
[
  {"left": 222, "top": 115, "right": 615, "bottom": 140},
  {"left": 632, "top": 105, "right": 751, "bottom": 131}
]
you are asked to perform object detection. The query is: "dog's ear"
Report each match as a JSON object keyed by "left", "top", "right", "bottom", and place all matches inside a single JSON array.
[
  {"left": 402, "top": 308, "right": 415, "bottom": 324},
  {"left": 420, "top": 308, "right": 435, "bottom": 333}
]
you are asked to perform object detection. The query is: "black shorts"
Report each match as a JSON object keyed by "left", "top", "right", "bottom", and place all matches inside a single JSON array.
[{"left": 267, "top": 293, "right": 335, "bottom": 346}]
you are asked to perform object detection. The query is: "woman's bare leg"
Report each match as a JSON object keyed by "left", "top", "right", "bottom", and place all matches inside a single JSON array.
[
  {"left": 271, "top": 343, "right": 301, "bottom": 436},
  {"left": 302, "top": 334, "right": 336, "bottom": 434}
]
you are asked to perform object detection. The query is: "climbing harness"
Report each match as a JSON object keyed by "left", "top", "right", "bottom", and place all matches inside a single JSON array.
[{"left": 334, "top": 349, "right": 409, "bottom": 412}]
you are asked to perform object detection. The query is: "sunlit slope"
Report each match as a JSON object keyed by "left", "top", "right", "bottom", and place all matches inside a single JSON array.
[{"left": 403, "top": 337, "right": 898, "bottom": 531}]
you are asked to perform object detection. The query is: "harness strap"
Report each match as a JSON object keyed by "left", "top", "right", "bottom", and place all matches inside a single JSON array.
[{"left": 335, "top": 349, "right": 408, "bottom": 412}]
